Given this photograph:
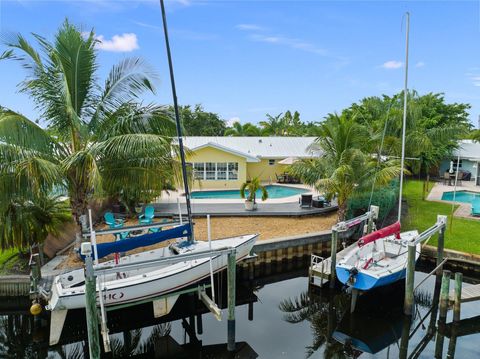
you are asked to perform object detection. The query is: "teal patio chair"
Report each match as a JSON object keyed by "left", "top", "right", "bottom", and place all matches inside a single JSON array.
[
  {"left": 472, "top": 199, "right": 480, "bottom": 217},
  {"left": 139, "top": 205, "right": 155, "bottom": 225},
  {"left": 104, "top": 212, "right": 124, "bottom": 229}
]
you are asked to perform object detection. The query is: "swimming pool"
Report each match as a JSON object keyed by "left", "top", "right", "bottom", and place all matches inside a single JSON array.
[
  {"left": 441, "top": 191, "right": 480, "bottom": 203},
  {"left": 190, "top": 185, "right": 308, "bottom": 199}
]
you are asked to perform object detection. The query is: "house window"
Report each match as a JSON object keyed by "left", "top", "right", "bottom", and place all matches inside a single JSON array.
[
  {"left": 205, "top": 162, "right": 216, "bottom": 180},
  {"left": 192, "top": 162, "right": 239, "bottom": 180},
  {"left": 217, "top": 162, "right": 227, "bottom": 180},
  {"left": 193, "top": 163, "right": 205, "bottom": 180},
  {"left": 268, "top": 159, "right": 275, "bottom": 166},
  {"left": 228, "top": 162, "right": 239, "bottom": 180}
]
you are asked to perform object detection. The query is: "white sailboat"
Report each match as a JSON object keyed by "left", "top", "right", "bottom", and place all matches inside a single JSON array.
[
  {"left": 46, "top": 233, "right": 257, "bottom": 312},
  {"left": 335, "top": 13, "right": 420, "bottom": 291}
]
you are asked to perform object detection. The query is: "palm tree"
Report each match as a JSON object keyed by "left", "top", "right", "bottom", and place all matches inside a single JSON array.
[
  {"left": 0, "top": 20, "right": 178, "bottom": 244},
  {"left": 224, "top": 121, "right": 261, "bottom": 136},
  {"left": 259, "top": 113, "right": 285, "bottom": 136},
  {"left": 240, "top": 177, "right": 268, "bottom": 204},
  {"left": 0, "top": 195, "right": 71, "bottom": 251},
  {"left": 290, "top": 114, "right": 401, "bottom": 221}
]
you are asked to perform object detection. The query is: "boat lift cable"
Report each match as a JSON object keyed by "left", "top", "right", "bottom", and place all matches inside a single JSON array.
[{"left": 159, "top": 0, "right": 194, "bottom": 242}]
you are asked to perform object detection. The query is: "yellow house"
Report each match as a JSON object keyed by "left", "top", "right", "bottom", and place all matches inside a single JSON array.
[{"left": 183, "top": 137, "right": 318, "bottom": 189}]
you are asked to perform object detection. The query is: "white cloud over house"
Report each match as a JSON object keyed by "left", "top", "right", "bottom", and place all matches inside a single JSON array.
[
  {"left": 96, "top": 33, "right": 139, "bottom": 52},
  {"left": 381, "top": 60, "right": 403, "bottom": 69}
]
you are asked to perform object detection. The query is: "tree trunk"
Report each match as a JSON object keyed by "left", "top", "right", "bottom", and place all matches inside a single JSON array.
[
  {"left": 70, "top": 190, "right": 89, "bottom": 249},
  {"left": 337, "top": 201, "right": 347, "bottom": 222}
]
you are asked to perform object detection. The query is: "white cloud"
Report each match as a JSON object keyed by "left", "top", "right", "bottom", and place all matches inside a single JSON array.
[
  {"left": 226, "top": 117, "right": 240, "bottom": 127},
  {"left": 250, "top": 34, "right": 328, "bottom": 56},
  {"left": 96, "top": 33, "right": 139, "bottom": 52},
  {"left": 415, "top": 61, "right": 425, "bottom": 68},
  {"left": 236, "top": 24, "right": 264, "bottom": 31},
  {"left": 381, "top": 60, "right": 403, "bottom": 69}
]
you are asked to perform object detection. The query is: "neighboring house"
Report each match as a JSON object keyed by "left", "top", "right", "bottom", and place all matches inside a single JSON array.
[
  {"left": 183, "top": 137, "right": 319, "bottom": 189},
  {"left": 439, "top": 140, "right": 480, "bottom": 185}
]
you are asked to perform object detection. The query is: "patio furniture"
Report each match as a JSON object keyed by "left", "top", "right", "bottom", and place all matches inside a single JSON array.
[
  {"left": 104, "top": 212, "right": 124, "bottom": 229},
  {"left": 312, "top": 197, "right": 324, "bottom": 208},
  {"left": 299, "top": 194, "right": 313, "bottom": 208},
  {"left": 472, "top": 199, "right": 480, "bottom": 217},
  {"left": 139, "top": 205, "right": 155, "bottom": 225},
  {"left": 275, "top": 173, "right": 285, "bottom": 184}
]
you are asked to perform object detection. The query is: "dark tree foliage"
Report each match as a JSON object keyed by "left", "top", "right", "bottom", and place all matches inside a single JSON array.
[{"left": 175, "top": 104, "right": 227, "bottom": 136}]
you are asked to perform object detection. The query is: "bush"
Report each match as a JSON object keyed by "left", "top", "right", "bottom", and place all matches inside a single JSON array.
[{"left": 347, "top": 180, "right": 399, "bottom": 220}]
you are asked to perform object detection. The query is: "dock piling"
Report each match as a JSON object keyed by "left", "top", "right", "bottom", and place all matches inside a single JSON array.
[
  {"left": 437, "top": 216, "right": 446, "bottom": 275},
  {"left": 329, "top": 229, "right": 338, "bottom": 289},
  {"left": 227, "top": 251, "right": 236, "bottom": 352},
  {"left": 404, "top": 243, "right": 416, "bottom": 316},
  {"left": 435, "top": 270, "right": 451, "bottom": 359},
  {"left": 453, "top": 272, "right": 462, "bottom": 323},
  {"left": 84, "top": 253, "right": 101, "bottom": 359}
]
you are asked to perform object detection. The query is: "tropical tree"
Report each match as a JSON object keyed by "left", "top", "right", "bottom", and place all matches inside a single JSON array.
[
  {"left": 176, "top": 104, "right": 226, "bottom": 136},
  {"left": 290, "top": 114, "right": 401, "bottom": 221},
  {"left": 347, "top": 91, "right": 470, "bottom": 199},
  {"left": 259, "top": 113, "right": 285, "bottom": 136},
  {"left": 0, "top": 20, "right": 178, "bottom": 246},
  {"left": 224, "top": 121, "right": 262, "bottom": 136},
  {"left": 240, "top": 177, "right": 268, "bottom": 204},
  {"left": 0, "top": 195, "right": 71, "bottom": 251}
]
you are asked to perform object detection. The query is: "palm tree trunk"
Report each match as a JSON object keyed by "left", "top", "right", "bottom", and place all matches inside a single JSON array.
[
  {"left": 337, "top": 201, "right": 347, "bottom": 222},
  {"left": 70, "top": 190, "right": 89, "bottom": 248}
]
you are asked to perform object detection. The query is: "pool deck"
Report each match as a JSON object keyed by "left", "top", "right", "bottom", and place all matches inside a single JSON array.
[
  {"left": 427, "top": 181, "right": 480, "bottom": 220},
  {"left": 152, "top": 200, "right": 338, "bottom": 217}
]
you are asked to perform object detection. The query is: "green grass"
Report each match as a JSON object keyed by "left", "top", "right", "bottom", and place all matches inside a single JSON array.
[
  {"left": 403, "top": 179, "right": 480, "bottom": 254},
  {"left": 0, "top": 248, "right": 24, "bottom": 275}
]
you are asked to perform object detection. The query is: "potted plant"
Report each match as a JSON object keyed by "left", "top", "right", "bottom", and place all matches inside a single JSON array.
[{"left": 240, "top": 177, "right": 268, "bottom": 211}]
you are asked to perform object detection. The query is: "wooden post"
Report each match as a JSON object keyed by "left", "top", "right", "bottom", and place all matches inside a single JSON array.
[
  {"left": 436, "top": 216, "right": 446, "bottom": 276},
  {"left": 435, "top": 270, "right": 451, "bottom": 359},
  {"left": 329, "top": 229, "right": 338, "bottom": 289},
  {"left": 227, "top": 251, "right": 236, "bottom": 352},
  {"left": 404, "top": 243, "right": 416, "bottom": 315},
  {"left": 439, "top": 270, "right": 451, "bottom": 322},
  {"left": 196, "top": 314, "right": 203, "bottom": 335},
  {"left": 399, "top": 315, "right": 411, "bottom": 359},
  {"left": 453, "top": 272, "right": 462, "bottom": 323},
  {"left": 447, "top": 323, "right": 458, "bottom": 359},
  {"left": 85, "top": 254, "right": 101, "bottom": 359},
  {"left": 248, "top": 302, "right": 254, "bottom": 321}
]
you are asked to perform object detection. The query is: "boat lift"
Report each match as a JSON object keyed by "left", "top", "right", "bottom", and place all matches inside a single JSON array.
[
  {"left": 309, "top": 206, "right": 380, "bottom": 288},
  {"left": 75, "top": 211, "right": 240, "bottom": 359}
]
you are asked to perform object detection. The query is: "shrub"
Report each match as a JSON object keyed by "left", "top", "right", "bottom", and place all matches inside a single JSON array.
[{"left": 347, "top": 180, "right": 399, "bottom": 220}]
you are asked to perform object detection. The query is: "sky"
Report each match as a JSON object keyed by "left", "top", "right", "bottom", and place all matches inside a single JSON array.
[{"left": 1, "top": 0, "right": 480, "bottom": 127}]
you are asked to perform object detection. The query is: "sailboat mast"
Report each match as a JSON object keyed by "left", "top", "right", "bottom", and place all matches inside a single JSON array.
[
  {"left": 159, "top": 0, "right": 194, "bottom": 241},
  {"left": 398, "top": 12, "right": 410, "bottom": 222}
]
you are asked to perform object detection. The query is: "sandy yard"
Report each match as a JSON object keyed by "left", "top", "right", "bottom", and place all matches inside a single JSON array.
[{"left": 59, "top": 214, "right": 336, "bottom": 269}]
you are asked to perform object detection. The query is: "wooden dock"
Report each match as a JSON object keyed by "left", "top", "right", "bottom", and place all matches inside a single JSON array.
[{"left": 449, "top": 283, "right": 480, "bottom": 303}]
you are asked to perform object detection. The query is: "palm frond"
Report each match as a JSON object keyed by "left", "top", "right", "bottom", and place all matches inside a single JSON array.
[{"left": 95, "top": 57, "right": 158, "bottom": 116}]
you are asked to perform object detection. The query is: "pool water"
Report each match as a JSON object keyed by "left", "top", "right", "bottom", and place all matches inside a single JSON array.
[
  {"left": 441, "top": 190, "right": 480, "bottom": 203},
  {"left": 190, "top": 185, "right": 308, "bottom": 199}
]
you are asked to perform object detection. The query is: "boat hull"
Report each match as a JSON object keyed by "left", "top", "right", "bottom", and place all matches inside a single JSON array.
[
  {"left": 336, "top": 266, "right": 408, "bottom": 291},
  {"left": 47, "top": 234, "right": 257, "bottom": 311}
]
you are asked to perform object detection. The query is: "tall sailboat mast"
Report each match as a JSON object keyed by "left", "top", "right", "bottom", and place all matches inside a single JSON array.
[
  {"left": 398, "top": 12, "right": 410, "bottom": 222},
  {"left": 159, "top": 0, "right": 194, "bottom": 241}
]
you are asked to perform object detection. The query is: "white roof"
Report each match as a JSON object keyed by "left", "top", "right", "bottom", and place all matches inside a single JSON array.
[
  {"left": 453, "top": 140, "right": 480, "bottom": 160},
  {"left": 183, "top": 136, "right": 319, "bottom": 160}
]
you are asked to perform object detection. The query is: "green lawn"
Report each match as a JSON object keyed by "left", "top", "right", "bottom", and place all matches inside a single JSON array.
[
  {"left": 0, "top": 248, "right": 22, "bottom": 275},
  {"left": 403, "top": 179, "right": 480, "bottom": 254}
]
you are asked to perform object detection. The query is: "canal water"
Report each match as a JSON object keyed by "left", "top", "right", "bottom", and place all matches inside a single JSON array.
[{"left": 1, "top": 262, "right": 480, "bottom": 358}]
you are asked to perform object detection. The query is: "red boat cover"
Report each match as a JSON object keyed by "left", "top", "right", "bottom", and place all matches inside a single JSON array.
[{"left": 358, "top": 221, "right": 401, "bottom": 247}]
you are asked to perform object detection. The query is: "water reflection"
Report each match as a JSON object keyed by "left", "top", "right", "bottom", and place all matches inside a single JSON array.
[{"left": 2, "top": 259, "right": 480, "bottom": 358}]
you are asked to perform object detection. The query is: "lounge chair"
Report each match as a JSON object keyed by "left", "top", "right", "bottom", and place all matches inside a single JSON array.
[
  {"left": 104, "top": 212, "right": 124, "bottom": 229},
  {"left": 139, "top": 205, "right": 155, "bottom": 225},
  {"left": 299, "top": 194, "right": 313, "bottom": 208},
  {"left": 472, "top": 199, "right": 480, "bottom": 217}
]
